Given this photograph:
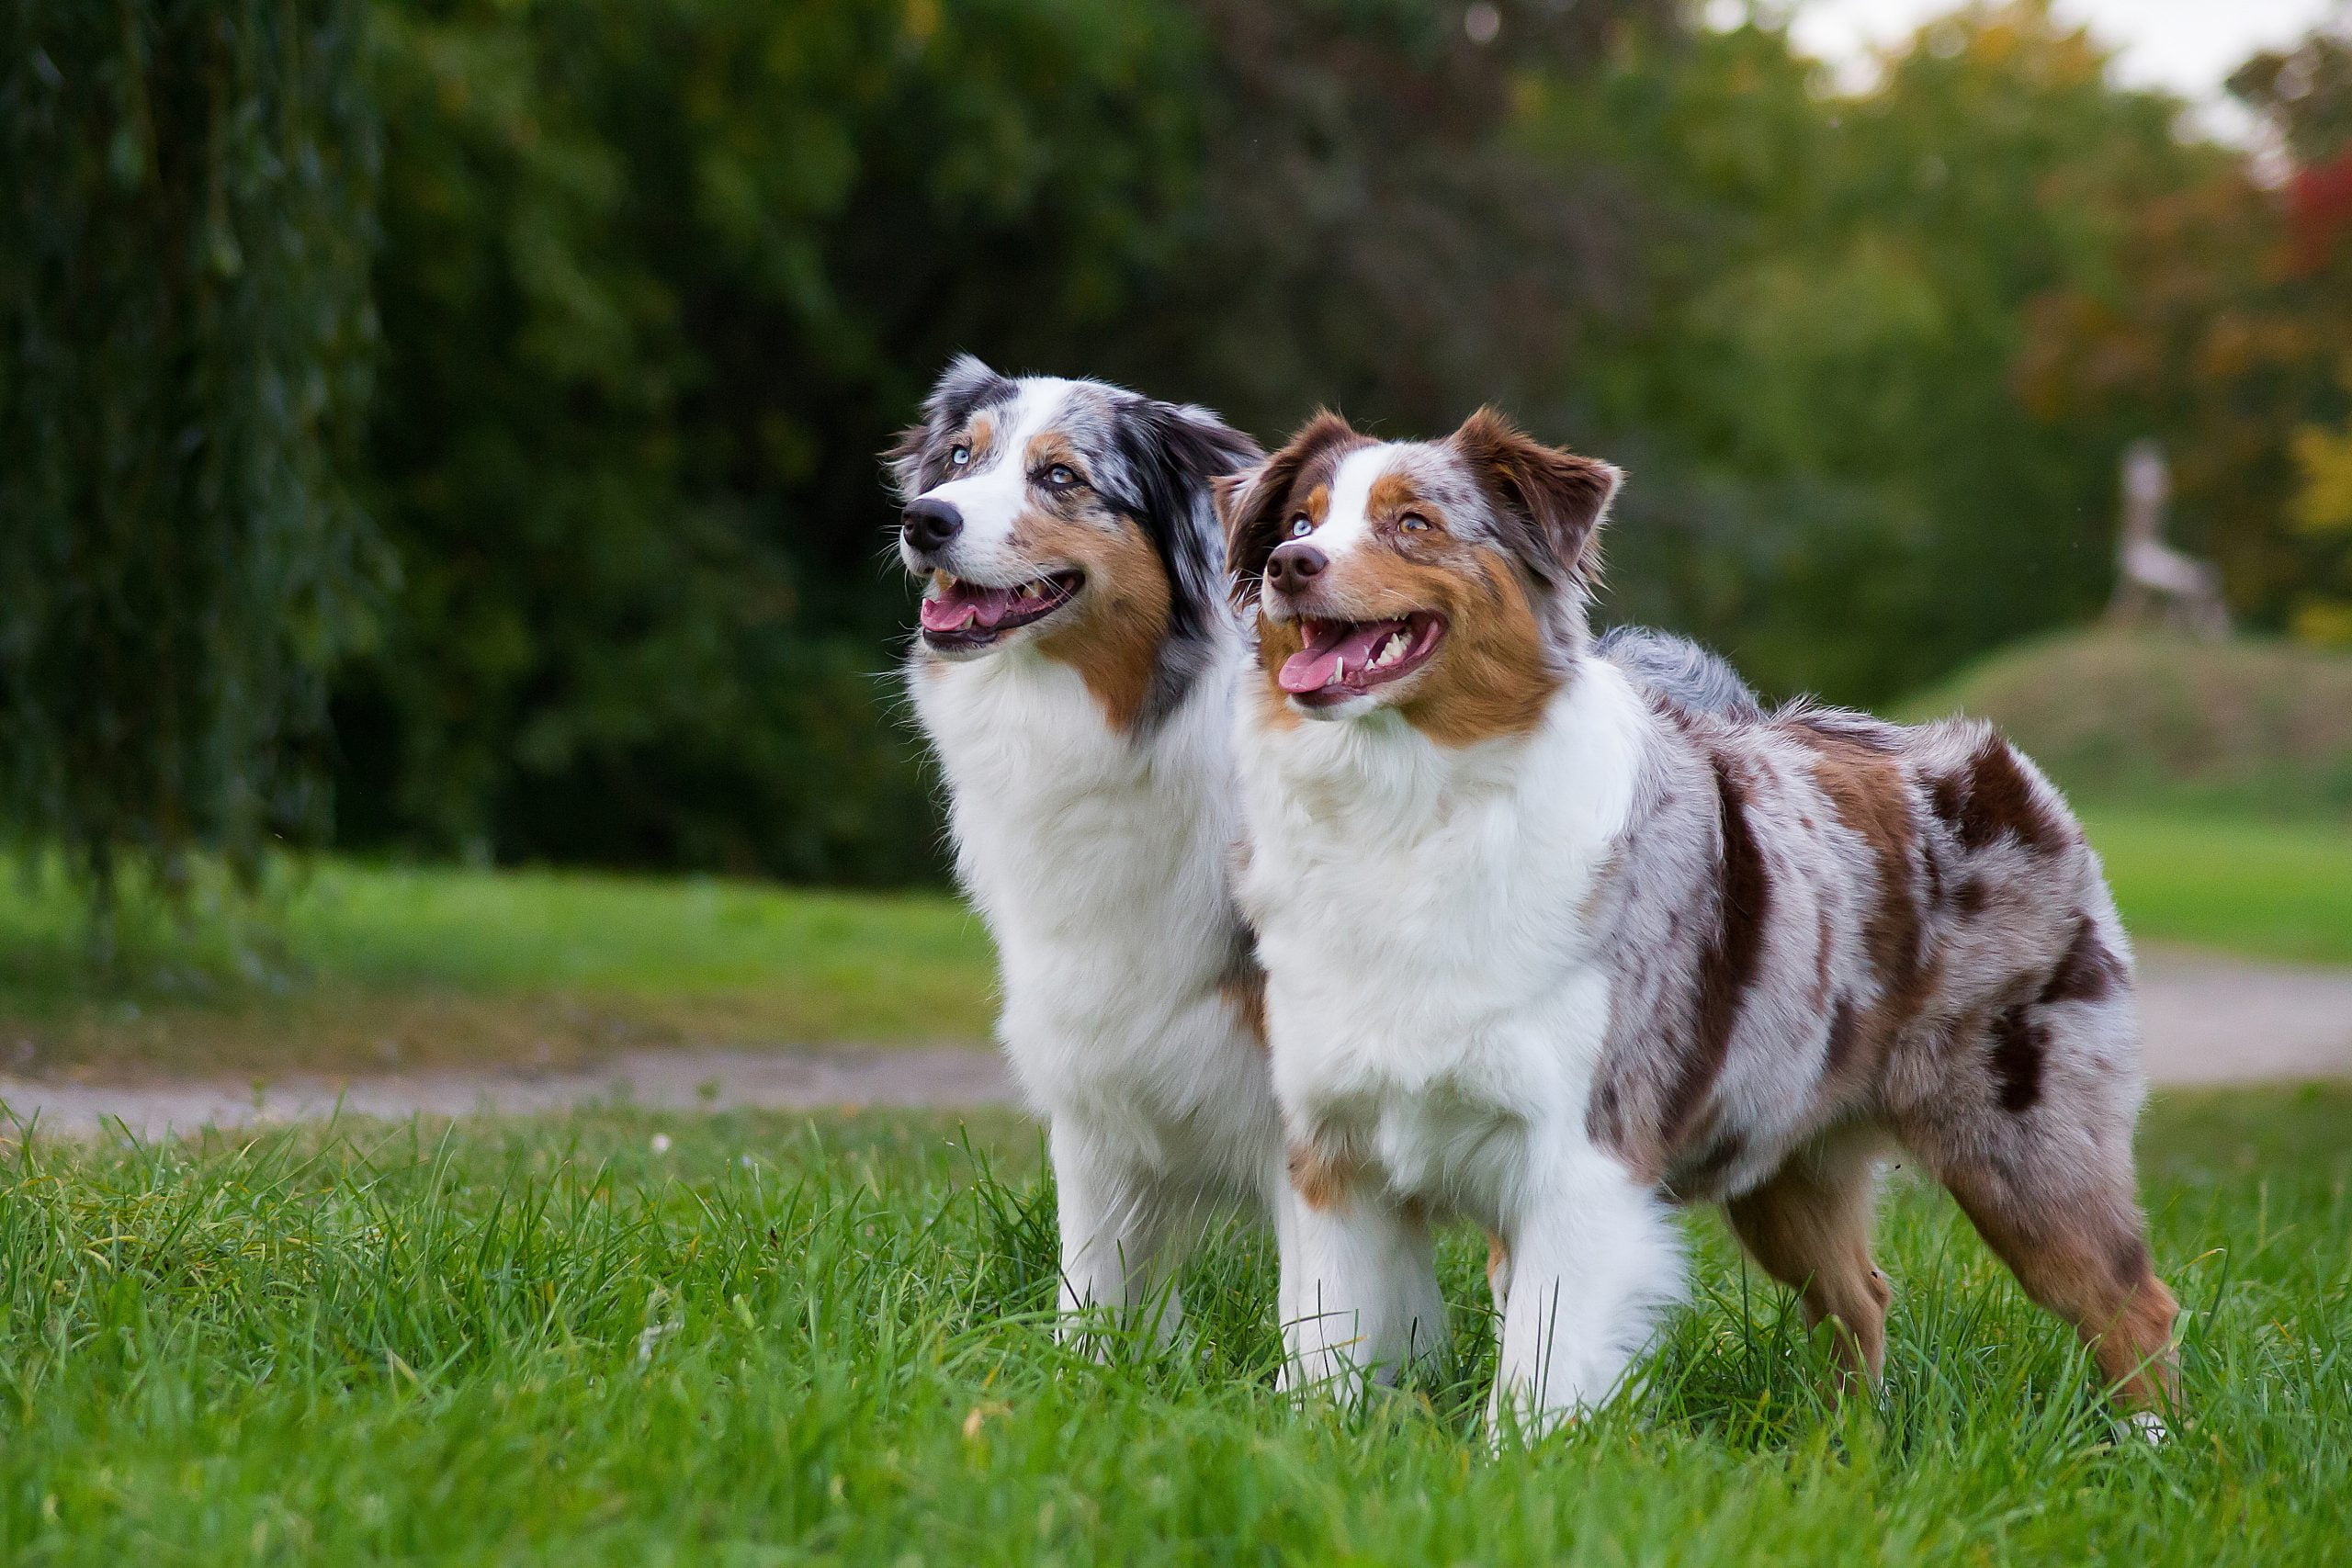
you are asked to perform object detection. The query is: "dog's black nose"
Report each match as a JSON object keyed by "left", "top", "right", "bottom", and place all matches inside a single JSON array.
[
  {"left": 1264, "top": 541, "right": 1328, "bottom": 593},
  {"left": 902, "top": 498, "right": 964, "bottom": 554}
]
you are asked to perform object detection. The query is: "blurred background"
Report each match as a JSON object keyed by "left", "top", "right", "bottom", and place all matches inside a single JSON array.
[{"left": 4, "top": 0, "right": 2351, "bottom": 1072}]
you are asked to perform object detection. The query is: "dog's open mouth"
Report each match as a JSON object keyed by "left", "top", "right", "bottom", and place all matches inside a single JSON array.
[
  {"left": 1278, "top": 614, "right": 1445, "bottom": 705},
  {"left": 920, "top": 571, "right": 1083, "bottom": 649}
]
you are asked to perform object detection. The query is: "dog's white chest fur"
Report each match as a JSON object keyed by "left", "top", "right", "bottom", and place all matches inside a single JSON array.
[
  {"left": 913, "top": 643, "right": 1268, "bottom": 1184},
  {"left": 1237, "top": 661, "right": 1650, "bottom": 1218}
]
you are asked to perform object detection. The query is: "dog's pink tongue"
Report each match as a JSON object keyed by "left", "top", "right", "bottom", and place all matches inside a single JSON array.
[
  {"left": 921, "top": 583, "right": 1020, "bottom": 632},
  {"left": 1278, "top": 622, "right": 1399, "bottom": 694}
]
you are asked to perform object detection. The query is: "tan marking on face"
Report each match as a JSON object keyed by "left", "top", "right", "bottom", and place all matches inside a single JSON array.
[
  {"left": 1023, "top": 429, "right": 1080, "bottom": 477},
  {"left": 1267, "top": 538, "right": 1556, "bottom": 745},
  {"left": 1396, "top": 547, "right": 1558, "bottom": 747},
  {"left": 1015, "top": 505, "right": 1170, "bottom": 733},
  {"left": 1287, "top": 1142, "right": 1358, "bottom": 1212},
  {"left": 1364, "top": 470, "right": 1427, "bottom": 523},
  {"left": 963, "top": 412, "right": 997, "bottom": 463},
  {"left": 1251, "top": 618, "right": 1306, "bottom": 732},
  {"left": 1252, "top": 451, "right": 1558, "bottom": 746}
]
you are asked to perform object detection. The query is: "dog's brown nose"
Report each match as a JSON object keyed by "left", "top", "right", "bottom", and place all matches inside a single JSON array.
[{"left": 1264, "top": 542, "right": 1327, "bottom": 593}]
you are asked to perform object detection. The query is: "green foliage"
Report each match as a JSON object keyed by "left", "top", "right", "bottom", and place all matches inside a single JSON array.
[
  {"left": 2081, "top": 810, "right": 2352, "bottom": 966},
  {"left": 5, "top": 812, "right": 2347, "bottom": 1077},
  {"left": 339, "top": 0, "right": 1227, "bottom": 881},
  {"left": 0, "top": 0, "right": 384, "bottom": 931},
  {"left": 0, "top": 859, "right": 994, "bottom": 1076},
  {"left": 337, "top": 0, "right": 1664, "bottom": 881},
  {"left": 1558, "top": 4, "right": 2245, "bottom": 703},
  {"left": 16, "top": 0, "right": 2352, "bottom": 894},
  {"left": 3, "top": 1093, "right": 2349, "bottom": 1561},
  {"left": 1902, "top": 629, "right": 2352, "bottom": 825}
]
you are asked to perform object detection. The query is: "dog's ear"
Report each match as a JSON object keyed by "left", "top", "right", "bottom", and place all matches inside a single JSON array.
[
  {"left": 883, "top": 354, "right": 1019, "bottom": 501},
  {"left": 1111, "top": 400, "right": 1262, "bottom": 638},
  {"left": 1216, "top": 411, "right": 1362, "bottom": 610},
  {"left": 1449, "top": 407, "right": 1621, "bottom": 591}
]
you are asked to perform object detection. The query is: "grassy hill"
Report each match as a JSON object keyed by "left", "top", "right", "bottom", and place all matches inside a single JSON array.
[{"left": 1897, "top": 629, "right": 2352, "bottom": 824}]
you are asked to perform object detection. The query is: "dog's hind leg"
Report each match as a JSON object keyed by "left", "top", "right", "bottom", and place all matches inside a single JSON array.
[
  {"left": 1896, "top": 991, "right": 2178, "bottom": 1422},
  {"left": 1723, "top": 1127, "right": 1893, "bottom": 1392}
]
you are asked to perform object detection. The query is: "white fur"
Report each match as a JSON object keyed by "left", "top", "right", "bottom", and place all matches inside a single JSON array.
[
  {"left": 910, "top": 609, "right": 1293, "bottom": 1348},
  {"left": 900, "top": 381, "right": 1073, "bottom": 587},
  {"left": 1236, "top": 657, "right": 1685, "bottom": 1425},
  {"left": 1295, "top": 446, "right": 1394, "bottom": 557}
]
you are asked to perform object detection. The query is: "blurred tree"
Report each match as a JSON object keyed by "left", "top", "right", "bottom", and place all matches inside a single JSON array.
[
  {"left": 0, "top": 0, "right": 382, "bottom": 941},
  {"left": 2241, "top": 20, "right": 2352, "bottom": 645},
  {"left": 1537, "top": 2, "right": 2249, "bottom": 703},
  {"left": 341, "top": 0, "right": 1664, "bottom": 881},
  {"left": 344, "top": 0, "right": 1207, "bottom": 881},
  {"left": 2014, "top": 15, "right": 2352, "bottom": 648}
]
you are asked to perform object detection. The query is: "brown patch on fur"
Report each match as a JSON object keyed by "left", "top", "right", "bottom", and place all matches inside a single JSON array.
[
  {"left": 1821, "top": 998, "right": 1861, "bottom": 1077},
  {"left": 1220, "top": 955, "right": 1268, "bottom": 1048},
  {"left": 1449, "top": 407, "right": 1621, "bottom": 583},
  {"left": 1250, "top": 617, "right": 1307, "bottom": 733},
  {"left": 2040, "top": 916, "right": 2124, "bottom": 1006},
  {"left": 1934, "top": 737, "right": 2065, "bottom": 853},
  {"left": 1288, "top": 1142, "right": 1358, "bottom": 1212},
  {"left": 1395, "top": 549, "right": 1561, "bottom": 747},
  {"left": 1486, "top": 1230, "right": 1511, "bottom": 1302},
  {"left": 1365, "top": 469, "right": 1425, "bottom": 522},
  {"left": 1017, "top": 507, "right": 1170, "bottom": 732},
  {"left": 1987, "top": 1005, "right": 2047, "bottom": 1113},
  {"left": 965, "top": 410, "right": 998, "bottom": 462},
  {"left": 1661, "top": 752, "right": 1770, "bottom": 1151},
  {"left": 1673, "top": 1122, "right": 1749, "bottom": 1194},
  {"left": 1805, "top": 739, "right": 1934, "bottom": 1082}
]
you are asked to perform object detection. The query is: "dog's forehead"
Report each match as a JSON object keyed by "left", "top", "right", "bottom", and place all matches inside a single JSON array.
[
  {"left": 1025, "top": 380, "right": 1125, "bottom": 454},
  {"left": 1325, "top": 445, "right": 1400, "bottom": 519},
  {"left": 1323, "top": 442, "right": 1491, "bottom": 532}
]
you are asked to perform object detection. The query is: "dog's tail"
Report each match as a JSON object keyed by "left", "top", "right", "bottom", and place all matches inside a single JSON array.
[{"left": 1596, "top": 626, "right": 1762, "bottom": 722}]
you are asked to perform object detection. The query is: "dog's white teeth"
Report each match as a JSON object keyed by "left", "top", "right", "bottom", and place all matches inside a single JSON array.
[
  {"left": 1374, "top": 630, "right": 1408, "bottom": 667},
  {"left": 1018, "top": 582, "right": 1040, "bottom": 600}
]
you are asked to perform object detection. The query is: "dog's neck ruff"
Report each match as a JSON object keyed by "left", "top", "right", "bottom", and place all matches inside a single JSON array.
[
  {"left": 1235, "top": 658, "right": 1652, "bottom": 1110},
  {"left": 911, "top": 633, "right": 1261, "bottom": 1137}
]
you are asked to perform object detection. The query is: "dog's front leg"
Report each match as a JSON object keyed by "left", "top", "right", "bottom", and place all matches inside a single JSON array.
[
  {"left": 1282, "top": 1185, "right": 1446, "bottom": 1398},
  {"left": 1489, "top": 1151, "right": 1682, "bottom": 1437},
  {"left": 1048, "top": 1119, "right": 1185, "bottom": 1353}
]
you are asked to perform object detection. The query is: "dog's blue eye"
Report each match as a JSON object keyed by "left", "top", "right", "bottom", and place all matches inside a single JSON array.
[
  {"left": 1047, "top": 465, "right": 1076, "bottom": 488},
  {"left": 951, "top": 446, "right": 970, "bottom": 466},
  {"left": 1287, "top": 515, "right": 1313, "bottom": 538},
  {"left": 1399, "top": 513, "right": 1430, "bottom": 533}
]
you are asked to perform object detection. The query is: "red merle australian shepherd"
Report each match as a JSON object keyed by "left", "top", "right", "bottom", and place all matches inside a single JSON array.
[{"left": 1217, "top": 407, "right": 2178, "bottom": 1434}]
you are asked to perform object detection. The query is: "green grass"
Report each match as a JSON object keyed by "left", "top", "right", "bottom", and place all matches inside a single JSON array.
[
  {"left": 2084, "top": 810, "right": 2352, "bottom": 967},
  {"left": 2, "top": 802, "right": 2346, "bottom": 1077},
  {"left": 0, "top": 862, "right": 996, "bottom": 1076},
  {"left": 3, "top": 1089, "right": 2347, "bottom": 1564},
  {"left": 1900, "top": 629, "right": 2352, "bottom": 825}
]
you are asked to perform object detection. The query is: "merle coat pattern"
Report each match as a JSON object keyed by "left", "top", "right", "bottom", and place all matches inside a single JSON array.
[{"left": 1219, "top": 408, "right": 2177, "bottom": 1429}]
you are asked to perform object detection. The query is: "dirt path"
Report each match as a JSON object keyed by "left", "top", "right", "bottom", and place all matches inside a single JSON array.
[{"left": 4, "top": 946, "right": 2346, "bottom": 1140}]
